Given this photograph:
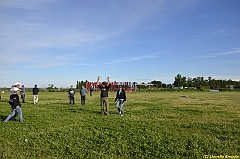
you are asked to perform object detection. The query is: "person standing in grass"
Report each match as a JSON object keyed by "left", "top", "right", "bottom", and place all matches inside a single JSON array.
[
  {"left": 80, "top": 85, "right": 88, "bottom": 105},
  {"left": 33, "top": 84, "right": 39, "bottom": 104},
  {"left": 114, "top": 85, "right": 126, "bottom": 116},
  {"left": 97, "top": 76, "right": 111, "bottom": 115},
  {"left": 68, "top": 85, "right": 75, "bottom": 104},
  {"left": 20, "top": 85, "right": 26, "bottom": 103},
  {"left": 90, "top": 85, "right": 93, "bottom": 96},
  {"left": 4, "top": 87, "right": 23, "bottom": 122}
]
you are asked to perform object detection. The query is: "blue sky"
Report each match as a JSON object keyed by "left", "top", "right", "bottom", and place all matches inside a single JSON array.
[{"left": 1, "top": 0, "right": 240, "bottom": 88}]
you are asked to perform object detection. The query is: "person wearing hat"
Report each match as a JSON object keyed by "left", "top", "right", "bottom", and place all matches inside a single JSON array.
[
  {"left": 32, "top": 84, "right": 39, "bottom": 104},
  {"left": 9, "top": 82, "right": 21, "bottom": 121},
  {"left": 114, "top": 85, "right": 126, "bottom": 116},
  {"left": 4, "top": 87, "right": 23, "bottom": 122},
  {"left": 15, "top": 82, "right": 21, "bottom": 88},
  {"left": 10, "top": 82, "right": 21, "bottom": 95},
  {"left": 97, "top": 76, "right": 111, "bottom": 115}
]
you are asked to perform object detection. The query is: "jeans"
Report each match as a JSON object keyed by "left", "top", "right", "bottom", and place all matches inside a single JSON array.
[
  {"left": 116, "top": 99, "right": 125, "bottom": 115},
  {"left": 4, "top": 106, "right": 23, "bottom": 122},
  {"left": 21, "top": 93, "right": 26, "bottom": 103},
  {"left": 10, "top": 106, "right": 18, "bottom": 121}
]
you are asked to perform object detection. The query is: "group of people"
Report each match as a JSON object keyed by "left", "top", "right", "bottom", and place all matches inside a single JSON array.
[
  {"left": 68, "top": 76, "right": 127, "bottom": 116},
  {"left": 3, "top": 83, "right": 39, "bottom": 122},
  {"left": 68, "top": 85, "right": 88, "bottom": 105},
  {"left": 3, "top": 76, "right": 127, "bottom": 122},
  {"left": 96, "top": 76, "right": 126, "bottom": 116}
]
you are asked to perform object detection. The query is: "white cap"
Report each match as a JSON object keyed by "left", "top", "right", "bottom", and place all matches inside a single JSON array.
[
  {"left": 15, "top": 82, "right": 21, "bottom": 86},
  {"left": 14, "top": 88, "right": 20, "bottom": 92}
]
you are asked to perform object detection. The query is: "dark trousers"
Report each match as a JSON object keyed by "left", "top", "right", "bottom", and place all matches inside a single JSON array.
[
  {"left": 21, "top": 94, "right": 25, "bottom": 103},
  {"left": 69, "top": 96, "right": 75, "bottom": 104},
  {"left": 81, "top": 95, "right": 86, "bottom": 105}
]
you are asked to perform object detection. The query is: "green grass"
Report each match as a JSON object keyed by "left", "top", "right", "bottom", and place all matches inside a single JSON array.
[{"left": 0, "top": 91, "right": 239, "bottom": 159}]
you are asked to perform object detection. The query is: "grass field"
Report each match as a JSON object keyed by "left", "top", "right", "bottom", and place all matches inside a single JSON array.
[{"left": 0, "top": 91, "right": 239, "bottom": 159}]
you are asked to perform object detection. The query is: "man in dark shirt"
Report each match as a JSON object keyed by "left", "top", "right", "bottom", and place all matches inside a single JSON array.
[
  {"left": 97, "top": 76, "right": 111, "bottom": 115},
  {"left": 32, "top": 84, "right": 39, "bottom": 104},
  {"left": 68, "top": 85, "right": 75, "bottom": 104}
]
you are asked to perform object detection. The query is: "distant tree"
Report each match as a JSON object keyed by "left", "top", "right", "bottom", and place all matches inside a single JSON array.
[
  {"left": 47, "top": 84, "right": 54, "bottom": 92},
  {"left": 80, "top": 81, "right": 84, "bottom": 87},
  {"left": 151, "top": 80, "right": 162, "bottom": 88},
  {"left": 162, "top": 83, "right": 167, "bottom": 88},
  {"left": 174, "top": 74, "right": 185, "bottom": 87},
  {"left": 186, "top": 77, "right": 193, "bottom": 87},
  {"left": 76, "top": 80, "right": 88, "bottom": 89},
  {"left": 208, "top": 76, "right": 212, "bottom": 82},
  {"left": 133, "top": 82, "right": 137, "bottom": 88},
  {"left": 172, "top": 75, "right": 240, "bottom": 90},
  {"left": 76, "top": 81, "right": 79, "bottom": 89},
  {"left": 166, "top": 84, "right": 172, "bottom": 89}
]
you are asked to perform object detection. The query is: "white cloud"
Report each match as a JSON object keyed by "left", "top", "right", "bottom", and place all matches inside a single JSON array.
[
  {"left": 0, "top": 0, "right": 167, "bottom": 71},
  {"left": 0, "top": 0, "right": 57, "bottom": 9},
  {"left": 219, "top": 48, "right": 240, "bottom": 55},
  {"left": 104, "top": 55, "right": 158, "bottom": 65},
  {"left": 23, "top": 61, "right": 67, "bottom": 69},
  {"left": 194, "top": 48, "right": 240, "bottom": 59}
]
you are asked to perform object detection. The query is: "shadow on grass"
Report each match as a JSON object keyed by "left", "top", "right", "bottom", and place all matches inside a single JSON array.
[
  {"left": 0, "top": 100, "right": 8, "bottom": 103},
  {"left": 0, "top": 115, "right": 7, "bottom": 121}
]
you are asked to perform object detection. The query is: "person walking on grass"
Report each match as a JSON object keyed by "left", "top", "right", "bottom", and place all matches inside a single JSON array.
[
  {"left": 4, "top": 87, "right": 23, "bottom": 122},
  {"left": 114, "top": 85, "right": 126, "bottom": 116},
  {"left": 97, "top": 76, "right": 111, "bottom": 115},
  {"left": 68, "top": 85, "right": 75, "bottom": 104},
  {"left": 21, "top": 85, "right": 26, "bottom": 103},
  {"left": 33, "top": 84, "right": 39, "bottom": 104},
  {"left": 90, "top": 85, "right": 93, "bottom": 96},
  {"left": 10, "top": 82, "right": 21, "bottom": 121},
  {"left": 80, "top": 85, "right": 88, "bottom": 105}
]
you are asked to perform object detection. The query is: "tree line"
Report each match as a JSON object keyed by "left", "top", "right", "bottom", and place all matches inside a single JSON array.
[
  {"left": 48, "top": 74, "right": 240, "bottom": 91},
  {"left": 173, "top": 74, "right": 240, "bottom": 89},
  {"left": 147, "top": 74, "right": 240, "bottom": 90},
  {"left": 41, "top": 75, "right": 240, "bottom": 91},
  {"left": 76, "top": 80, "right": 88, "bottom": 89}
]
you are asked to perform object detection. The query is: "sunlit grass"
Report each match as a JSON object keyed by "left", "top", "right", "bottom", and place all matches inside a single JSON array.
[{"left": 0, "top": 91, "right": 239, "bottom": 158}]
